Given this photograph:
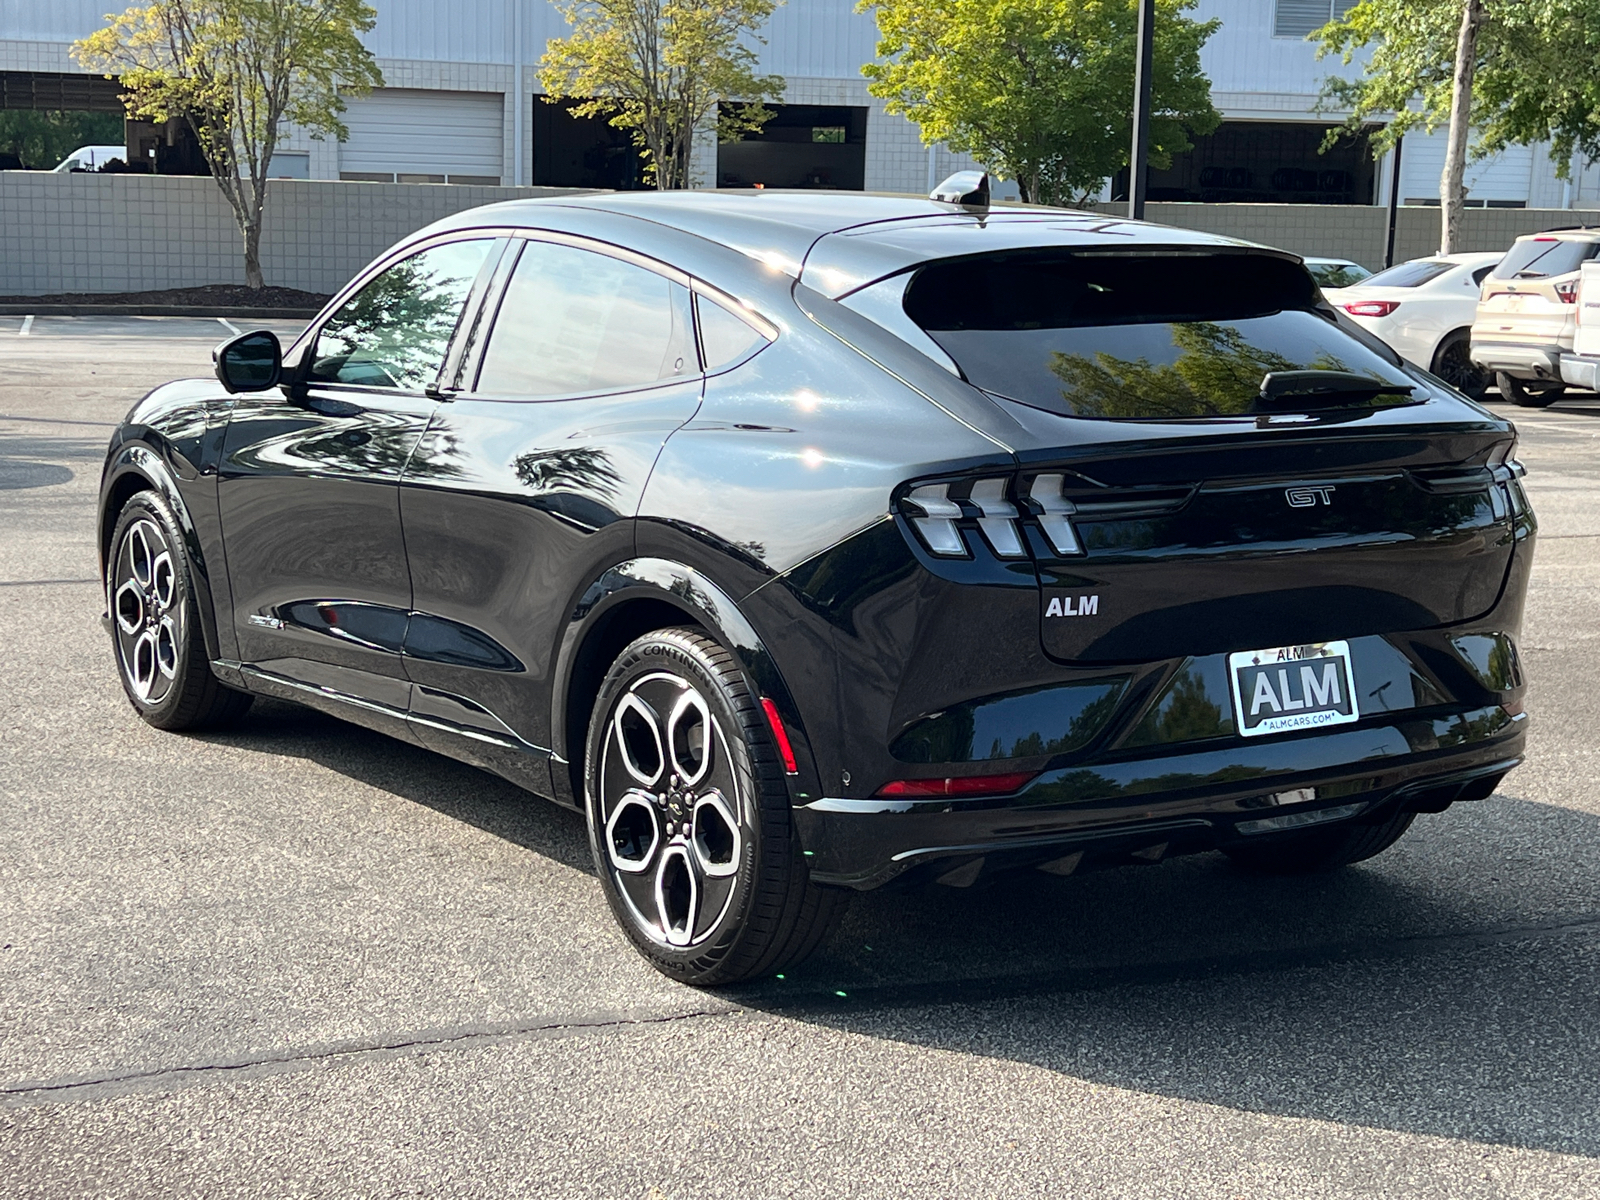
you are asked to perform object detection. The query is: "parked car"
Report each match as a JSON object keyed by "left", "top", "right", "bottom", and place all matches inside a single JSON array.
[
  {"left": 97, "top": 182, "right": 1534, "bottom": 985},
  {"left": 1471, "top": 228, "right": 1600, "bottom": 406},
  {"left": 1303, "top": 257, "right": 1372, "bottom": 289},
  {"left": 1324, "top": 252, "right": 1502, "bottom": 398},
  {"left": 53, "top": 145, "right": 126, "bottom": 172},
  {"left": 1553, "top": 260, "right": 1600, "bottom": 392}
]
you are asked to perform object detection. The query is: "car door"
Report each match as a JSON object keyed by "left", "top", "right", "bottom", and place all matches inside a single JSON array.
[
  {"left": 217, "top": 236, "right": 497, "bottom": 729},
  {"left": 396, "top": 234, "right": 704, "bottom": 790}
]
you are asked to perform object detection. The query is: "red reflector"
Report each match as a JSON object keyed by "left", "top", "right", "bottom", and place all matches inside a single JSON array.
[
  {"left": 875, "top": 772, "right": 1038, "bottom": 799},
  {"left": 1342, "top": 300, "right": 1400, "bottom": 318},
  {"left": 760, "top": 697, "right": 799, "bottom": 774}
]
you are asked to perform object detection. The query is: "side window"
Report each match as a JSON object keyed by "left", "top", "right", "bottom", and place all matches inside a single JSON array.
[
  {"left": 1472, "top": 265, "right": 1496, "bottom": 287},
  {"left": 475, "top": 240, "right": 695, "bottom": 398},
  {"left": 310, "top": 239, "right": 493, "bottom": 391},
  {"left": 696, "top": 293, "right": 771, "bottom": 370}
]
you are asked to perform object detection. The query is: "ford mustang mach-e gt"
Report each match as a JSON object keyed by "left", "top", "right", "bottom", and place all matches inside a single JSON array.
[{"left": 98, "top": 180, "right": 1534, "bottom": 984}]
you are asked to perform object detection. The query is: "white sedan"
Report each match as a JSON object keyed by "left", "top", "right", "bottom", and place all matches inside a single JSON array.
[{"left": 1323, "top": 252, "right": 1502, "bottom": 397}]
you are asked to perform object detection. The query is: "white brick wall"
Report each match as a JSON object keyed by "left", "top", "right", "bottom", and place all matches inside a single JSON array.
[{"left": 0, "top": 173, "right": 591, "bottom": 296}]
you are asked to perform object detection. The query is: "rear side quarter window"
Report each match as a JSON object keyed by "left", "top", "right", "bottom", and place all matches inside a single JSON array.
[{"left": 475, "top": 239, "right": 695, "bottom": 398}]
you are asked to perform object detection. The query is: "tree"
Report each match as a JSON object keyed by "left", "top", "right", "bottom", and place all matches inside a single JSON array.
[
  {"left": 1319, "top": 0, "right": 1600, "bottom": 254},
  {"left": 73, "top": 0, "right": 382, "bottom": 288},
  {"left": 540, "top": 0, "right": 785, "bottom": 190},
  {"left": 859, "top": 0, "right": 1220, "bottom": 206}
]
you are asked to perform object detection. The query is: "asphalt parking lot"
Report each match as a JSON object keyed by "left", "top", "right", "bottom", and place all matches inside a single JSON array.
[{"left": 3, "top": 315, "right": 1600, "bottom": 1198}]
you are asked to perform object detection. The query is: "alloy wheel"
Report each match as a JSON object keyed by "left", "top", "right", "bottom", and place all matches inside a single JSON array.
[
  {"left": 111, "top": 517, "right": 183, "bottom": 706},
  {"left": 597, "top": 670, "right": 747, "bottom": 948}
]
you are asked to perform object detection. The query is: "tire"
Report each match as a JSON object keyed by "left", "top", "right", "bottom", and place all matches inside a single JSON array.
[
  {"left": 107, "top": 490, "right": 252, "bottom": 731},
  {"left": 584, "top": 627, "right": 843, "bottom": 985},
  {"left": 1222, "top": 809, "right": 1416, "bottom": 875},
  {"left": 1496, "top": 371, "right": 1561, "bottom": 408},
  {"left": 1431, "top": 331, "right": 1490, "bottom": 399}
]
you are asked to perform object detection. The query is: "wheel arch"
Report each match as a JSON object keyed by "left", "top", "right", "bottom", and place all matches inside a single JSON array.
[
  {"left": 551, "top": 558, "right": 818, "bottom": 809},
  {"left": 99, "top": 444, "right": 224, "bottom": 665}
]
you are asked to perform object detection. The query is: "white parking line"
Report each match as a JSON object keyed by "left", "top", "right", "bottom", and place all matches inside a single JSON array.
[
  {"left": 18, "top": 315, "right": 33, "bottom": 336},
  {"left": 216, "top": 317, "right": 242, "bottom": 336}
]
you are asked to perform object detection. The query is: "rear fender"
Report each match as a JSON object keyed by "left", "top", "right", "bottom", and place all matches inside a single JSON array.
[{"left": 550, "top": 557, "right": 821, "bottom": 812}]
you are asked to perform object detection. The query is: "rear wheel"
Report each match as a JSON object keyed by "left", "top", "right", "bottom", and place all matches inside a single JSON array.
[
  {"left": 1223, "top": 809, "right": 1415, "bottom": 875},
  {"left": 1496, "top": 371, "right": 1562, "bottom": 408},
  {"left": 585, "top": 627, "right": 843, "bottom": 986},
  {"left": 107, "top": 490, "right": 252, "bottom": 730},
  {"left": 1431, "top": 331, "right": 1489, "bottom": 398}
]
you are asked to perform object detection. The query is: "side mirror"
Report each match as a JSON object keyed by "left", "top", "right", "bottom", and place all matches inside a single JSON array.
[
  {"left": 214, "top": 330, "right": 282, "bottom": 394},
  {"left": 930, "top": 170, "right": 990, "bottom": 209}
]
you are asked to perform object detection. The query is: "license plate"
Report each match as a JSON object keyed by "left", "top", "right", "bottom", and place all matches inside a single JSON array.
[{"left": 1228, "top": 641, "right": 1359, "bottom": 738}]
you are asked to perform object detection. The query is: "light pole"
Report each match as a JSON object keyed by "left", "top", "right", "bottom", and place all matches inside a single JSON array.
[{"left": 1128, "top": 0, "right": 1155, "bottom": 219}]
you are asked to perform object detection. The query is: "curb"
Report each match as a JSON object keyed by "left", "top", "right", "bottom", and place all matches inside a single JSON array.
[{"left": 0, "top": 305, "right": 320, "bottom": 318}]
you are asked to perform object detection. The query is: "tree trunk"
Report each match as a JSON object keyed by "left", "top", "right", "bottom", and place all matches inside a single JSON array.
[
  {"left": 243, "top": 219, "right": 264, "bottom": 290},
  {"left": 1441, "top": 0, "right": 1485, "bottom": 255}
]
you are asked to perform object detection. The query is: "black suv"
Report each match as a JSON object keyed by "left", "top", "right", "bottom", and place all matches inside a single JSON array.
[{"left": 98, "top": 187, "right": 1534, "bottom": 984}]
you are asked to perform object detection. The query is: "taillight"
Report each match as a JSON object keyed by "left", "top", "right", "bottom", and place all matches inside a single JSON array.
[
  {"left": 1556, "top": 279, "right": 1579, "bottom": 304},
  {"left": 1342, "top": 300, "right": 1400, "bottom": 318},
  {"left": 901, "top": 477, "right": 1029, "bottom": 559},
  {"left": 875, "top": 771, "right": 1038, "bottom": 799},
  {"left": 901, "top": 483, "right": 966, "bottom": 556}
]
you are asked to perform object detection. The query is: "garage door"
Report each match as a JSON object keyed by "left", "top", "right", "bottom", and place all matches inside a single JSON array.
[{"left": 340, "top": 88, "right": 504, "bottom": 185}]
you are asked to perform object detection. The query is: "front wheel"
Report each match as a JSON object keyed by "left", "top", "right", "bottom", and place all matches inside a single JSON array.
[
  {"left": 107, "top": 490, "right": 252, "bottom": 730},
  {"left": 1496, "top": 371, "right": 1562, "bottom": 408},
  {"left": 585, "top": 627, "right": 843, "bottom": 986}
]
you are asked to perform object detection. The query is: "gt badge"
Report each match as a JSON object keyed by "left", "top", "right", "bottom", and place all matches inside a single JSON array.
[{"left": 1286, "top": 485, "right": 1335, "bottom": 508}]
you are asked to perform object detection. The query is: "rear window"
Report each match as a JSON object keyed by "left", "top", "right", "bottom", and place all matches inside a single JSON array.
[
  {"left": 1492, "top": 237, "right": 1600, "bottom": 280},
  {"left": 904, "top": 251, "right": 1415, "bottom": 419},
  {"left": 1361, "top": 260, "right": 1453, "bottom": 288},
  {"left": 1306, "top": 261, "right": 1372, "bottom": 288}
]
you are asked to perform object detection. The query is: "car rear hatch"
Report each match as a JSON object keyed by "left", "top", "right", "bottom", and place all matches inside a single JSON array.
[
  {"left": 1473, "top": 234, "right": 1595, "bottom": 348},
  {"left": 893, "top": 247, "right": 1522, "bottom": 665}
]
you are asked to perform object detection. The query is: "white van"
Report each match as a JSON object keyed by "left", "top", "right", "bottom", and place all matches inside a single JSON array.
[{"left": 52, "top": 145, "right": 127, "bottom": 172}]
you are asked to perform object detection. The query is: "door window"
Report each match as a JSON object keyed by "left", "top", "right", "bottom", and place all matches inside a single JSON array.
[
  {"left": 310, "top": 239, "right": 493, "bottom": 391},
  {"left": 475, "top": 240, "right": 695, "bottom": 397}
]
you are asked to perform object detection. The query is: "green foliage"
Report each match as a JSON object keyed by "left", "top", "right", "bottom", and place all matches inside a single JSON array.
[
  {"left": 540, "top": 0, "right": 786, "bottom": 189},
  {"left": 859, "top": 0, "right": 1221, "bottom": 205},
  {"left": 0, "top": 111, "right": 126, "bottom": 169},
  {"left": 73, "top": 0, "right": 383, "bottom": 286},
  {"left": 1318, "top": 0, "right": 1600, "bottom": 175}
]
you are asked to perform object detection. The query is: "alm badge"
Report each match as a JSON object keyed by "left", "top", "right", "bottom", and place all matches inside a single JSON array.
[{"left": 1046, "top": 594, "right": 1099, "bottom": 617}]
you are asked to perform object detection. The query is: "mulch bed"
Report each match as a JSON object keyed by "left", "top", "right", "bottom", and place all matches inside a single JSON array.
[{"left": 0, "top": 284, "right": 331, "bottom": 308}]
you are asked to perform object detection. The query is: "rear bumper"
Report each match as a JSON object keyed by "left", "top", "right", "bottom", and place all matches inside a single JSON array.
[
  {"left": 795, "top": 707, "right": 1526, "bottom": 888},
  {"left": 1560, "top": 354, "right": 1600, "bottom": 390},
  {"left": 1470, "top": 341, "right": 1563, "bottom": 381}
]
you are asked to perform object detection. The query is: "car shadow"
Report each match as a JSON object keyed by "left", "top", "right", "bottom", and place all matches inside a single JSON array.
[
  {"left": 197, "top": 696, "right": 595, "bottom": 875},
  {"left": 201, "top": 697, "right": 1600, "bottom": 1159}
]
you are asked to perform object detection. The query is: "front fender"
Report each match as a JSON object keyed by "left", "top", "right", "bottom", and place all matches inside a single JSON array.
[
  {"left": 550, "top": 557, "right": 823, "bottom": 810},
  {"left": 99, "top": 442, "right": 228, "bottom": 666}
]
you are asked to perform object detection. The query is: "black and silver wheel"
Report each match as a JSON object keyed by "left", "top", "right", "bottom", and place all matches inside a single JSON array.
[
  {"left": 1223, "top": 809, "right": 1415, "bottom": 875},
  {"left": 1496, "top": 371, "right": 1561, "bottom": 408},
  {"left": 107, "top": 490, "right": 251, "bottom": 730},
  {"left": 1431, "top": 331, "right": 1489, "bottom": 399},
  {"left": 585, "top": 627, "right": 842, "bottom": 985}
]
